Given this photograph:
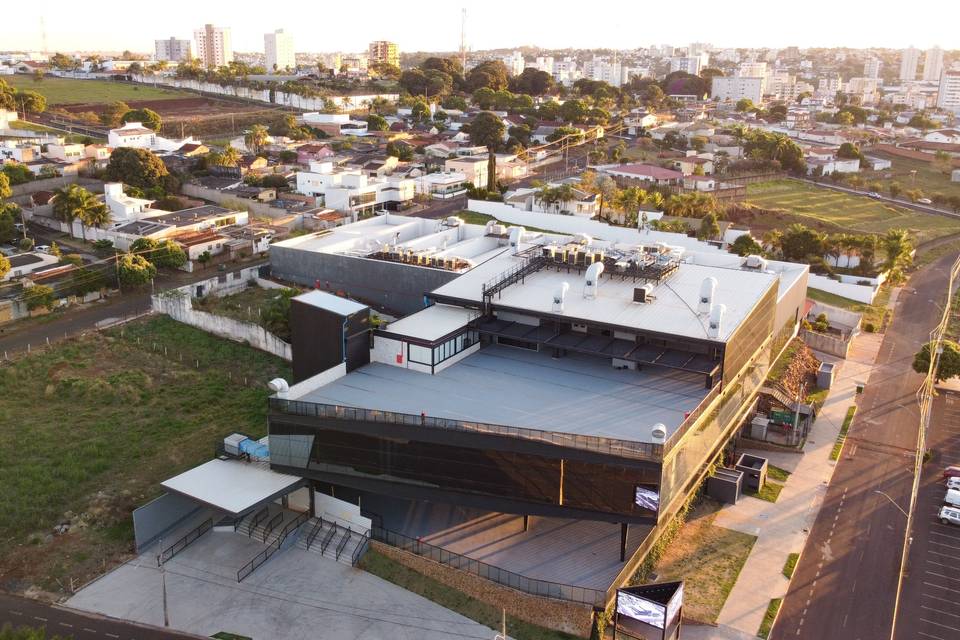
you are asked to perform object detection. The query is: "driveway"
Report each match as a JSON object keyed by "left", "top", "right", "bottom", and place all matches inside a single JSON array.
[{"left": 67, "top": 531, "right": 499, "bottom": 640}]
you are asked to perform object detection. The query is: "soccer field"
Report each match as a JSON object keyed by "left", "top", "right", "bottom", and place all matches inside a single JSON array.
[
  {"left": 745, "top": 180, "right": 960, "bottom": 243},
  {"left": 4, "top": 75, "right": 192, "bottom": 105}
]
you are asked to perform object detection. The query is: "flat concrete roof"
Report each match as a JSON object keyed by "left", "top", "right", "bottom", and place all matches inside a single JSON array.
[
  {"left": 380, "top": 304, "right": 476, "bottom": 342},
  {"left": 161, "top": 459, "right": 302, "bottom": 516},
  {"left": 433, "top": 255, "right": 777, "bottom": 342},
  {"left": 301, "top": 344, "right": 708, "bottom": 442},
  {"left": 294, "top": 290, "right": 368, "bottom": 316}
]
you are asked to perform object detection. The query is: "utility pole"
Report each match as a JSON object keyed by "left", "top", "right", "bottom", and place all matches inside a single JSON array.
[
  {"left": 459, "top": 8, "right": 467, "bottom": 74},
  {"left": 157, "top": 538, "right": 170, "bottom": 627}
]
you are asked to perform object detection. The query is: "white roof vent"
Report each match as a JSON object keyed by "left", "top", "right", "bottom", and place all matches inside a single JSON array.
[
  {"left": 446, "top": 216, "right": 463, "bottom": 226},
  {"left": 553, "top": 281, "right": 570, "bottom": 313},
  {"left": 698, "top": 277, "right": 717, "bottom": 314},
  {"left": 573, "top": 233, "right": 592, "bottom": 245},
  {"left": 708, "top": 303, "right": 726, "bottom": 339},
  {"left": 650, "top": 423, "right": 667, "bottom": 444},
  {"left": 583, "top": 261, "right": 604, "bottom": 299},
  {"left": 508, "top": 226, "right": 525, "bottom": 247},
  {"left": 268, "top": 378, "right": 290, "bottom": 397}
]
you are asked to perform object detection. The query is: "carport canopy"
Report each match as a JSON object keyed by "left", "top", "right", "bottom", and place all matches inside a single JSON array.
[{"left": 161, "top": 458, "right": 304, "bottom": 517}]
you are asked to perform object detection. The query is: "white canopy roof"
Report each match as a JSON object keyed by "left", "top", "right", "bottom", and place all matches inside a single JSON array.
[{"left": 161, "top": 458, "right": 302, "bottom": 516}]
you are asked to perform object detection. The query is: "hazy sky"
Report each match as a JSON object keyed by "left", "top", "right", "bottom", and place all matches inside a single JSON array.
[{"left": 5, "top": 0, "right": 959, "bottom": 53}]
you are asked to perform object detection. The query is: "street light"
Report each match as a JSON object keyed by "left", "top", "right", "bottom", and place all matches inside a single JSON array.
[{"left": 874, "top": 490, "right": 908, "bottom": 519}]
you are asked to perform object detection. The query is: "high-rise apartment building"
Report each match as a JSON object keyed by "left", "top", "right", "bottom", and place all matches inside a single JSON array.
[
  {"left": 265, "top": 29, "right": 296, "bottom": 72},
  {"left": 154, "top": 37, "right": 192, "bottom": 62},
  {"left": 368, "top": 41, "right": 399, "bottom": 68},
  {"left": 863, "top": 58, "right": 881, "bottom": 79},
  {"left": 937, "top": 71, "right": 960, "bottom": 114},
  {"left": 923, "top": 46, "right": 944, "bottom": 82},
  {"left": 193, "top": 24, "right": 232, "bottom": 69},
  {"left": 900, "top": 46, "right": 920, "bottom": 81}
]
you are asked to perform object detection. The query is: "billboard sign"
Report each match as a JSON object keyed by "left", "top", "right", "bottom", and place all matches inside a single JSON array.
[
  {"left": 634, "top": 486, "right": 660, "bottom": 512},
  {"left": 615, "top": 581, "right": 684, "bottom": 640}
]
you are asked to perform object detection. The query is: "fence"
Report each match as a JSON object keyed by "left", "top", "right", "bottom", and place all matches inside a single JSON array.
[
  {"left": 236, "top": 511, "right": 308, "bottom": 582},
  {"left": 10, "top": 176, "right": 104, "bottom": 197},
  {"left": 800, "top": 328, "right": 854, "bottom": 359},
  {"left": 370, "top": 525, "right": 607, "bottom": 608},
  {"left": 157, "top": 518, "right": 213, "bottom": 565},
  {"left": 180, "top": 183, "right": 305, "bottom": 224}
]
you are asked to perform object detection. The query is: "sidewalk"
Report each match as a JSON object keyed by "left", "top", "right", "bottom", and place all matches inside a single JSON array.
[{"left": 699, "top": 326, "right": 885, "bottom": 638}]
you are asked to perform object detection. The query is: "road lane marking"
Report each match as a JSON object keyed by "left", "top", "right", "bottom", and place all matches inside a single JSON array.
[
  {"left": 927, "top": 559, "right": 955, "bottom": 568},
  {"left": 105, "top": 634, "right": 119, "bottom": 639},
  {"left": 9, "top": 611, "right": 21, "bottom": 616},
  {"left": 33, "top": 617, "right": 47, "bottom": 623},
  {"left": 58, "top": 622, "right": 73, "bottom": 628},
  {"left": 82, "top": 628, "right": 97, "bottom": 633}
]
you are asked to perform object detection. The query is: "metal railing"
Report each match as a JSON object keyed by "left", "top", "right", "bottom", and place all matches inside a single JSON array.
[
  {"left": 261, "top": 511, "right": 284, "bottom": 543},
  {"left": 270, "top": 397, "right": 663, "bottom": 462},
  {"left": 335, "top": 527, "right": 352, "bottom": 561},
  {"left": 236, "top": 511, "right": 308, "bottom": 582},
  {"left": 661, "top": 383, "right": 723, "bottom": 456},
  {"left": 319, "top": 524, "right": 338, "bottom": 554},
  {"left": 304, "top": 518, "right": 325, "bottom": 550},
  {"left": 370, "top": 525, "right": 606, "bottom": 608},
  {"left": 352, "top": 532, "right": 371, "bottom": 566},
  {"left": 246, "top": 506, "right": 269, "bottom": 534},
  {"left": 157, "top": 518, "right": 212, "bottom": 566}
]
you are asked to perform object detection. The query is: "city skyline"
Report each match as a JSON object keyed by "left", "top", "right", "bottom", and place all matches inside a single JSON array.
[{"left": 4, "top": 0, "right": 959, "bottom": 54}]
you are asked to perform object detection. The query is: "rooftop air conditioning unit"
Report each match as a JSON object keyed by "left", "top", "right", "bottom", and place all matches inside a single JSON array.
[
  {"left": 573, "top": 233, "right": 592, "bottom": 245},
  {"left": 633, "top": 283, "right": 654, "bottom": 303},
  {"left": 745, "top": 254, "right": 767, "bottom": 270}
]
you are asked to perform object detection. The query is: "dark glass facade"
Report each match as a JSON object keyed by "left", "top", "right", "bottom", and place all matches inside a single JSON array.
[{"left": 269, "top": 422, "right": 662, "bottom": 521}]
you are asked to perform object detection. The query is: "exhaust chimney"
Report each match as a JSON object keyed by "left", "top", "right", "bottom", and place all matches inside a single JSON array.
[
  {"left": 708, "top": 303, "right": 726, "bottom": 339},
  {"left": 698, "top": 277, "right": 717, "bottom": 314},
  {"left": 650, "top": 423, "right": 667, "bottom": 444},
  {"left": 583, "top": 261, "right": 604, "bottom": 299},
  {"left": 553, "top": 282, "right": 570, "bottom": 313},
  {"left": 508, "top": 226, "right": 525, "bottom": 247}
]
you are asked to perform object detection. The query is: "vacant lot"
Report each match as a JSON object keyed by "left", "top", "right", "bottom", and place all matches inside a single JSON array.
[
  {"left": 5, "top": 75, "right": 191, "bottom": 105},
  {"left": 863, "top": 151, "right": 960, "bottom": 200},
  {"left": 0, "top": 315, "right": 289, "bottom": 595},
  {"left": 648, "top": 500, "right": 757, "bottom": 624},
  {"left": 194, "top": 284, "right": 296, "bottom": 330},
  {"left": 743, "top": 180, "right": 960, "bottom": 244}
]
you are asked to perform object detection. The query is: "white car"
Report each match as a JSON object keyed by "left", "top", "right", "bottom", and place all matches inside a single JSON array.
[
  {"left": 34, "top": 244, "right": 50, "bottom": 254},
  {"left": 940, "top": 506, "right": 960, "bottom": 526},
  {"left": 917, "top": 198, "right": 932, "bottom": 205},
  {"left": 945, "top": 488, "right": 960, "bottom": 508}
]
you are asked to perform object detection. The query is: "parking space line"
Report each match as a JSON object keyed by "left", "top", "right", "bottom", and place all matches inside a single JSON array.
[
  {"left": 923, "top": 581, "right": 960, "bottom": 594},
  {"left": 922, "top": 605, "right": 960, "bottom": 619},
  {"left": 920, "top": 593, "right": 960, "bottom": 608},
  {"left": 927, "top": 549, "right": 960, "bottom": 561},
  {"left": 920, "top": 618, "right": 960, "bottom": 633},
  {"left": 918, "top": 632, "right": 945, "bottom": 640}
]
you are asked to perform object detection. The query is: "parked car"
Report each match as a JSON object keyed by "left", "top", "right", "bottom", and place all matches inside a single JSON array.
[
  {"left": 944, "top": 466, "right": 960, "bottom": 481},
  {"left": 941, "top": 506, "right": 960, "bottom": 526},
  {"left": 947, "top": 477, "right": 960, "bottom": 491},
  {"left": 868, "top": 192, "right": 882, "bottom": 199},
  {"left": 917, "top": 198, "right": 932, "bottom": 205},
  {"left": 34, "top": 244, "right": 51, "bottom": 254},
  {"left": 944, "top": 488, "right": 960, "bottom": 507}
]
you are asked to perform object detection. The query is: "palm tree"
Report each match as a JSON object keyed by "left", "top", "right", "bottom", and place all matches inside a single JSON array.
[
  {"left": 53, "top": 184, "right": 102, "bottom": 242},
  {"left": 554, "top": 184, "right": 576, "bottom": 214},
  {"left": 762, "top": 230, "right": 784, "bottom": 256},
  {"left": 244, "top": 124, "right": 270, "bottom": 155},
  {"left": 80, "top": 199, "right": 111, "bottom": 240},
  {"left": 219, "top": 146, "right": 242, "bottom": 167},
  {"left": 858, "top": 234, "right": 878, "bottom": 275},
  {"left": 882, "top": 228, "right": 913, "bottom": 275}
]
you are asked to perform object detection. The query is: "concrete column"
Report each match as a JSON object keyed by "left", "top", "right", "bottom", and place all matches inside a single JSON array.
[
  {"left": 620, "top": 523, "right": 629, "bottom": 562},
  {"left": 523, "top": 514, "right": 529, "bottom": 532}
]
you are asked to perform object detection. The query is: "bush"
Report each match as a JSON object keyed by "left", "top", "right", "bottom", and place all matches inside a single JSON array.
[
  {"left": 19, "top": 237, "right": 34, "bottom": 251},
  {"left": 24, "top": 285, "right": 56, "bottom": 311},
  {"left": 863, "top": 322, "right": 875, "bottom": 333}
]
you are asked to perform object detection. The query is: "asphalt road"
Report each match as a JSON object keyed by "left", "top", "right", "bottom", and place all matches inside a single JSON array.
[
  {"left": 773, "top": 253, "right": 957, "bottom": 640},
  {"left": 0, "top": 592, "right": 199, "bottom": 639},
  {"left": 893, "top": 388, "right": 960, "bottom": 640}
]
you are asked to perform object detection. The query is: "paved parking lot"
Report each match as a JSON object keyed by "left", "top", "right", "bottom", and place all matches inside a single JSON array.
[{"left": 896, "top": 388, "right": 960, "bottom": 640}]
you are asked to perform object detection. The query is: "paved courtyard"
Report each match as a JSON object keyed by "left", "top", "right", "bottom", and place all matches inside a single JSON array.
[{"left": 67, "top": 531, "right": 499, "bottom": 640}]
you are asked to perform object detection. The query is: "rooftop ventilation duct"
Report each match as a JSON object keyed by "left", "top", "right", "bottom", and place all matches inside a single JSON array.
[
  {"left": 633, "top": 283, "right": 654, "bottom": 303},
  {"left": 650, "top": 423, "right": 667, "bottom": 445},
  {"left": 584, "top": 261, "right": 604, "bottom": 299},
  {"left": 508, "top": 226, "right": 525, "bottom": 248},
  {"left": 267, "top": 378, "right": 290, "bottom": 398},
  {"left": 553, "top": 281, "right": 570, "bottom": 313},
  {"left": 698, "top": 277, "right": 717, "bottom": 314},
  {"left": 708, "top": 303, "right": 726, "bottom": 339},
  {"left": 745, "top": 254, "right": 767, "bottom": 270},
  {"left": 573, "top": 233, "right": 592, "bottom": 245},
  {"left": 446, "top": 216, "right": 463, "bottom": 227}
]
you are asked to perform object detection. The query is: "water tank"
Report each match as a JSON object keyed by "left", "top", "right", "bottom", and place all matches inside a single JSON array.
[
  {"left": 584, "top": 262, "right": 605, "bottom": 299},
  {"left": 508, "top": 226, "right": 525, "bottom": 247},
  {"left": 708, "top": 303, "right": 726, "bottom": 339},
  {"left": 553, "top": 281, "right": 570, "bottom": 313},
  {"left": 698, "top": 277, "right": 717, "bottom": 314},
  {"left": 650, "top": 423, "right": 667, "bottom": 445}
]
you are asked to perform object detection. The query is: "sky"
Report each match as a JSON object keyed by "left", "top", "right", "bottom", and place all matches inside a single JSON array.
[{"left": 4, "top": 0, "right": 959, "bottom": 54}]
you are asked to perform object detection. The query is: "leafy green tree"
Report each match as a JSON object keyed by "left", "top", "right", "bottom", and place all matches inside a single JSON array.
[
  {"left": 779, "top": 223, "right": 824, "bottom": 261},
  {"left": 913, "top": 341, "right": 960, "bottom": 382},
  {"left": 107, "top": 147, "right": 178, "bottom": 192},
  {"left": 509, "top": 68, "right": 555, "bottom": 95},
  {"left": 17, "top": 90, "right": 46, "bottom": 115},
  {"left": 835, "top": 112, "right": 855, "bottom": 126},
  {"left": 735, "top": 98, "right": 755, "bottom": 112},
  {"left": 23, "top": 285, "right": 55, "bottom": 311},
  {"left": 384, "top": 141, "right": 413, "bottom": 161},
  {"left": 0, "top": 172, "right": 10, "bottom": 199},
  {"left": 1, "top": 163, "right": 33, "bottom": 186},
  {"left": 262, "top": 288, "right": 300, "bottom": 340},
  {"left": 117, "top": 253, "right": 157, "bottom": 287},
  {"left": 121, "top": 108, "right": 162, "bottom": 131},
  {"left": 366, "top": 113, "right": 389, "bottom": 131},
  {"left": 99, "top": 101, "right": 131, "bottom": 127},
  {"left": 0, "top": 253, "right": 9, "bottom": 280},
  {"left": 410, "top": 99, "right": 431, "bottom": 122},
  {"left": 71, "top": 267, "right": 107, "bottom": 296},
  {"left": 467, "top": 112, "right": 505, "bottom": 192},
  {"left": 888, "top": 181, "right": 902, "bottom": 199},
  {"left": 151, "top": 240, "right": 187, "bottom": 269},
  {"left": 697, "top": 212, "right": 721, "bottom": 240},
  {"left": 882, "top": 228, "right": 913, "bottom": 277},
  {"left": 465, "top": 60, "right": 509, "bottom": 93},
  {"left": 730, "top": 234, "right": 764, "bottom": 256},
  {"left": 442, "top": 95, "right": 468, "bottom": 111},
  {"left": 0, "top": 203, "right": 19, "bottom": 244},
  {"left": 52, "top": 184, "right": 110, "bottom": 242}
]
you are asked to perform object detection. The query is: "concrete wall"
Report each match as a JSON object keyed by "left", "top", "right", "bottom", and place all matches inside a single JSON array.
[
  {"left": 285, "top": 362, "right": 347, "bottom": 400},
  {"left": 181, "top": 183, "right": 301, "bottom": 225},
  {"left": 269, "top": 246, "right": 459, "bottom": 315},
  {"left": 808, "top": 273, "right": 878, "bottom": 303},
  {"left": 10, "top": 176, "right": 103, "bottom": 197},
  {"left": 153, "top": 291, "right": 292, "bottom": 360},
  {"left": 132, "top": 492, "right": 207, "bottom": 552},
  {"left": 800, "top": 328, "right": 854, "bottom": 359}
]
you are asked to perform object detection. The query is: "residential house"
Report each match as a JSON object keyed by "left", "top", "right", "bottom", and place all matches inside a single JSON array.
[
  {"left": 672, "top": 156, "right": 714, "bottom": 175},
  {"left": 863, "top": 156, "right": 892, "bottom": 171},
  {"left": 0, "top": 141, "right": 39, "bottom": 163},
  {"left": 295, "top": 160, "right": 415, "bottom": 215},
  {"left": 625, "top": 110, "right": 658, "bottom": 135},
  {"left": 600, "top": 163, "right": 684, "bottom": 187},
  {"left": 445, "top": 155, "right": 489, "bottom": 188},
  {"left": 682, "top": 175, "right": 718, "bottom": 191},
  {"left": 302, "top": 113, "right": 369, "bottom": 137},
  {"left": 924, "top": 130, "right": 960, "bottom": 144},
  {"left": 415, "top": 172, "right": 469, "bottom": 199},
  {"left": 296, "top": 143, "right": 335, "bottom": 165},
  {"left": 108, "top": 122, "right": 158, "bottom": 149}
]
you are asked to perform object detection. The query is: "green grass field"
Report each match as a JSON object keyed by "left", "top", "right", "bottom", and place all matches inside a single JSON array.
[
  {"left": 4, "top": 75, "right": 192, "bottom": 105},
  {"left": 863, "top": 152, "right": 960, "bottom": 199},
  {"left": 745, "top": 180, "right": 960, "bottom": 244},
  {"left": 0, "top": 315, "right": 290, "bottom": 593}
]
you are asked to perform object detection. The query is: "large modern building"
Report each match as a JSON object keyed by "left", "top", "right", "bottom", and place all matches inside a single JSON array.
[
  {"left": 900, "top": 46, "right": 920, "bottom": 81},
  {"left": 923, "top": 46, "right": 944, "bottom": 82},
  {"left": 711, "top": 76, "right": 764, "bottom": 104},
  {"left": 368, "top": 40, "right": 399, "bottom": 68},
  {"left": 193, "top": 23, "right": 233, "bottom": 69},
  {"left": 938, "top": 71, "right": 960, "bottom": 114},
  {"left": 154, "top": 37, "right": 192, "bottom": 62},
  {"left": 266, "top": 217, "right": 809, "bottom": 606},
  {"left": 264, "top": 29, "right": 296, "bottom": 73}
]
